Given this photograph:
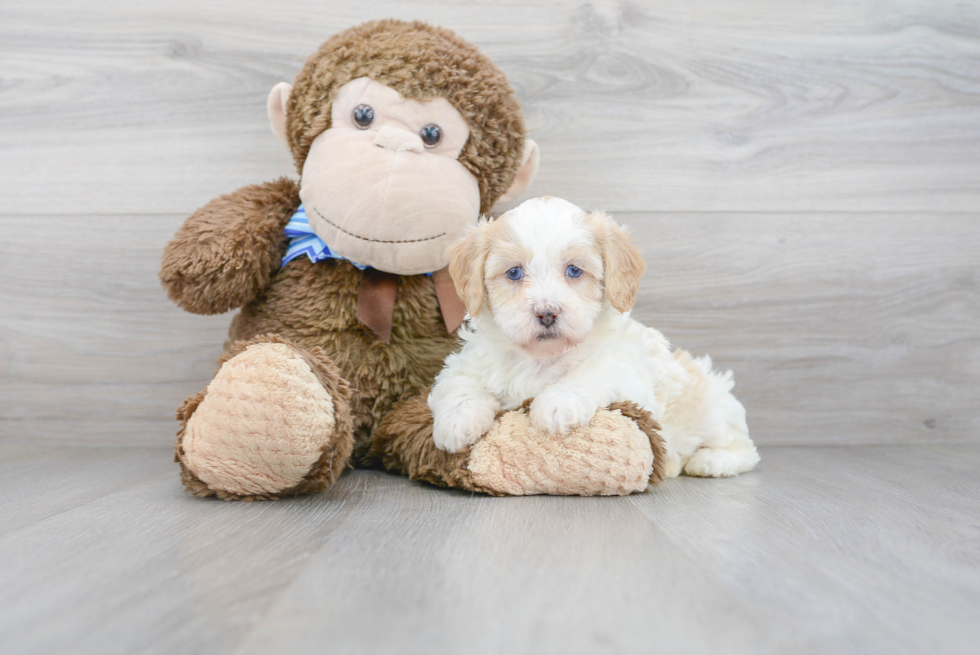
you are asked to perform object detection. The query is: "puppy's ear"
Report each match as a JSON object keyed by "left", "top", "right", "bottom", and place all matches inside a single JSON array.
[
  {"left": 589, "top": 212, "right": 646, "bottom": 313},
  {"left": 448, "top": 220, "right": 491, "bottom": 316}
]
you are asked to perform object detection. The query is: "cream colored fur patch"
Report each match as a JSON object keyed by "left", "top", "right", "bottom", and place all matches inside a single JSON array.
[
  {"left": 182, "top": 343, "right": 336, "bottom": 496},
  {"left": 467, "top": 408, "right": 653, "bottom": 496}
]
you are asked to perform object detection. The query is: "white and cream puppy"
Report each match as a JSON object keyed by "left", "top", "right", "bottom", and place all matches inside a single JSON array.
[{"left": 427, "top": 196, "right": 759, "bottom": 478}]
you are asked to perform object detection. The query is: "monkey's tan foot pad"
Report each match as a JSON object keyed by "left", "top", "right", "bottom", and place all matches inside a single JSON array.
[
  {"left": 370, "top": 395, "right": 666, "bottom": 496},
  {"left": 175, "top": 335, "right": 354, "bottom": 501}
]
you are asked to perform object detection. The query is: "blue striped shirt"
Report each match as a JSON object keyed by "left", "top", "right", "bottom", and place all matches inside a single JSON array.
[{"left": 281, "top": 205, "right": 368, "bottom": 270}]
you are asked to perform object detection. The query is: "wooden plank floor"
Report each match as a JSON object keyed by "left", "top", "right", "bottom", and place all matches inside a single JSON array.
[{"left": 0, "top": 443, "right": 977, "bottom": 655}]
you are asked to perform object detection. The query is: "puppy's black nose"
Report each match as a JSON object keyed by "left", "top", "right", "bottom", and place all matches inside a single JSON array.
[{"left": 536, "top": 309, "right": 560, "bottom": 327}]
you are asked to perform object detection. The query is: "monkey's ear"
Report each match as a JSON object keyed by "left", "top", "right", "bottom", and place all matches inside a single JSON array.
[
  {"left": 496, "top": 140, "right": 540, "bottom": 204},
  {"left": 267, "top": 82, "right": 293, "bottom": 150},
  {"left": 448, "top": 222, "right": 491, "bottom": 317}
]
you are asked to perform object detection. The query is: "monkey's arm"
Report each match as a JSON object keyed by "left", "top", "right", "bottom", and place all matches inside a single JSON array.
[{"left": 160, "top": 177, "right": 300, "bottom": 315}]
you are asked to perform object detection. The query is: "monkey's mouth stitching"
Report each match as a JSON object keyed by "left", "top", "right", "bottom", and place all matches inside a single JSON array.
[{"left": 313, "top": 207, "right": 446, "bottom": 244}]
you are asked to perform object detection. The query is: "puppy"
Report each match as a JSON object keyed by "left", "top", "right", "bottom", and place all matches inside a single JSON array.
[{"left": 428, "top": 197, "right": 760, "bottom": 478}]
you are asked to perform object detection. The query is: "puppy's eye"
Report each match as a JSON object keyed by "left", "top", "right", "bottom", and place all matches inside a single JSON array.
[
  {"left": 566, "top": 265, "right": 583, "bottom": 278},
  {"left": 506, "top": 266, "right": 524, "bottom": 281},
  {"left": 352, "top": 104, "right": 374, "bottom": 129},
  {"left": 420, "top": 124, "right": 442, "bottom": 147}
]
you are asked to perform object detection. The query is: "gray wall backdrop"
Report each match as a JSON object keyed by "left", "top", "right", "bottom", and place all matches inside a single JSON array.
[{"left": 1, "top": 0, "right": 978, "bottom": 446}]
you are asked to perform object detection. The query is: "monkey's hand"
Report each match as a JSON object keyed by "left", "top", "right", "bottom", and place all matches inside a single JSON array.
[{"left": 160, "top": 178, "right": 299, "bottom": 315}]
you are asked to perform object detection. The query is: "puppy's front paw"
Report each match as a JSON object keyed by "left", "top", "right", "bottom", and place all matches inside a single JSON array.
[
  {"left": 432, "top": 401, "right": 498, "bottom": 453},
  {"left": 530, "top": 386, "right": 598, "bottom": 434}
]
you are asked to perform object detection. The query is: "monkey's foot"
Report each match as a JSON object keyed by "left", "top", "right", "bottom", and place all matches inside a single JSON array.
[
  {"left": 175, "top": 335, "right": 353, "bottom": 500},
  {"left": 371, "top": 396, "right": 665, "bottom": 496}
]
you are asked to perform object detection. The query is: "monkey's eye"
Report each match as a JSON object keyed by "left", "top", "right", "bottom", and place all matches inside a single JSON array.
[
  {"left": 566, "top": 265, "right": 583, "bottom": 278},
  {"left": 506, "top": 266, "right": 524, "bottom": 281},
  {"left": 352, "top": 104, "right": 374, "bottom": 129},
  {"left": 419, "top": 124, "right": 442, "bottom": 147}
]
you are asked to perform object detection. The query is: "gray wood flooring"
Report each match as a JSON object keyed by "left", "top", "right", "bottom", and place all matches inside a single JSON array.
[
  {"left": 1, "top": 444, "right": 978, "bottom": 655},
  {"left": 2, "top": 1, "right": 979, "bottom": 653}
]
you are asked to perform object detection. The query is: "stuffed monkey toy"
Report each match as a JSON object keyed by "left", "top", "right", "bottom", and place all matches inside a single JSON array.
[{"left": 161, "top": 20, "right": 665, "bottom": 500}]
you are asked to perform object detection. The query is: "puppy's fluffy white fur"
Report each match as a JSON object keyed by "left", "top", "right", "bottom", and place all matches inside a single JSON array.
[{"left": 428, "top": 197, "right": 759, "bottom": 478}]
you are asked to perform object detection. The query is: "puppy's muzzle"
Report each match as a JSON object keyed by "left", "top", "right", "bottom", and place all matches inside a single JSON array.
[{"left": 535, "top": 306, "right": 561, "bottom": 328}]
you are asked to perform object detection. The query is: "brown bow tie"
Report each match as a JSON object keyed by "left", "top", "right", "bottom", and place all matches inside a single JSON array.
[{"left": 356, "top": 267, "right": 466, "bottom": 343}]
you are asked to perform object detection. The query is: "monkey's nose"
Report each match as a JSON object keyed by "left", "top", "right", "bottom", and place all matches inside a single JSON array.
[
  {"left": 373, "top": 125, "right": 424, "bottom": 153},
  {"left": 536, "top": 307, "right": 560, "bottom": 327}
]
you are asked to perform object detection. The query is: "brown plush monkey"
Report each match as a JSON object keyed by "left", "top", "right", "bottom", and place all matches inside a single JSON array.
[{"left": 162, "top": 20, "right": 663, "bottom": 500}]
